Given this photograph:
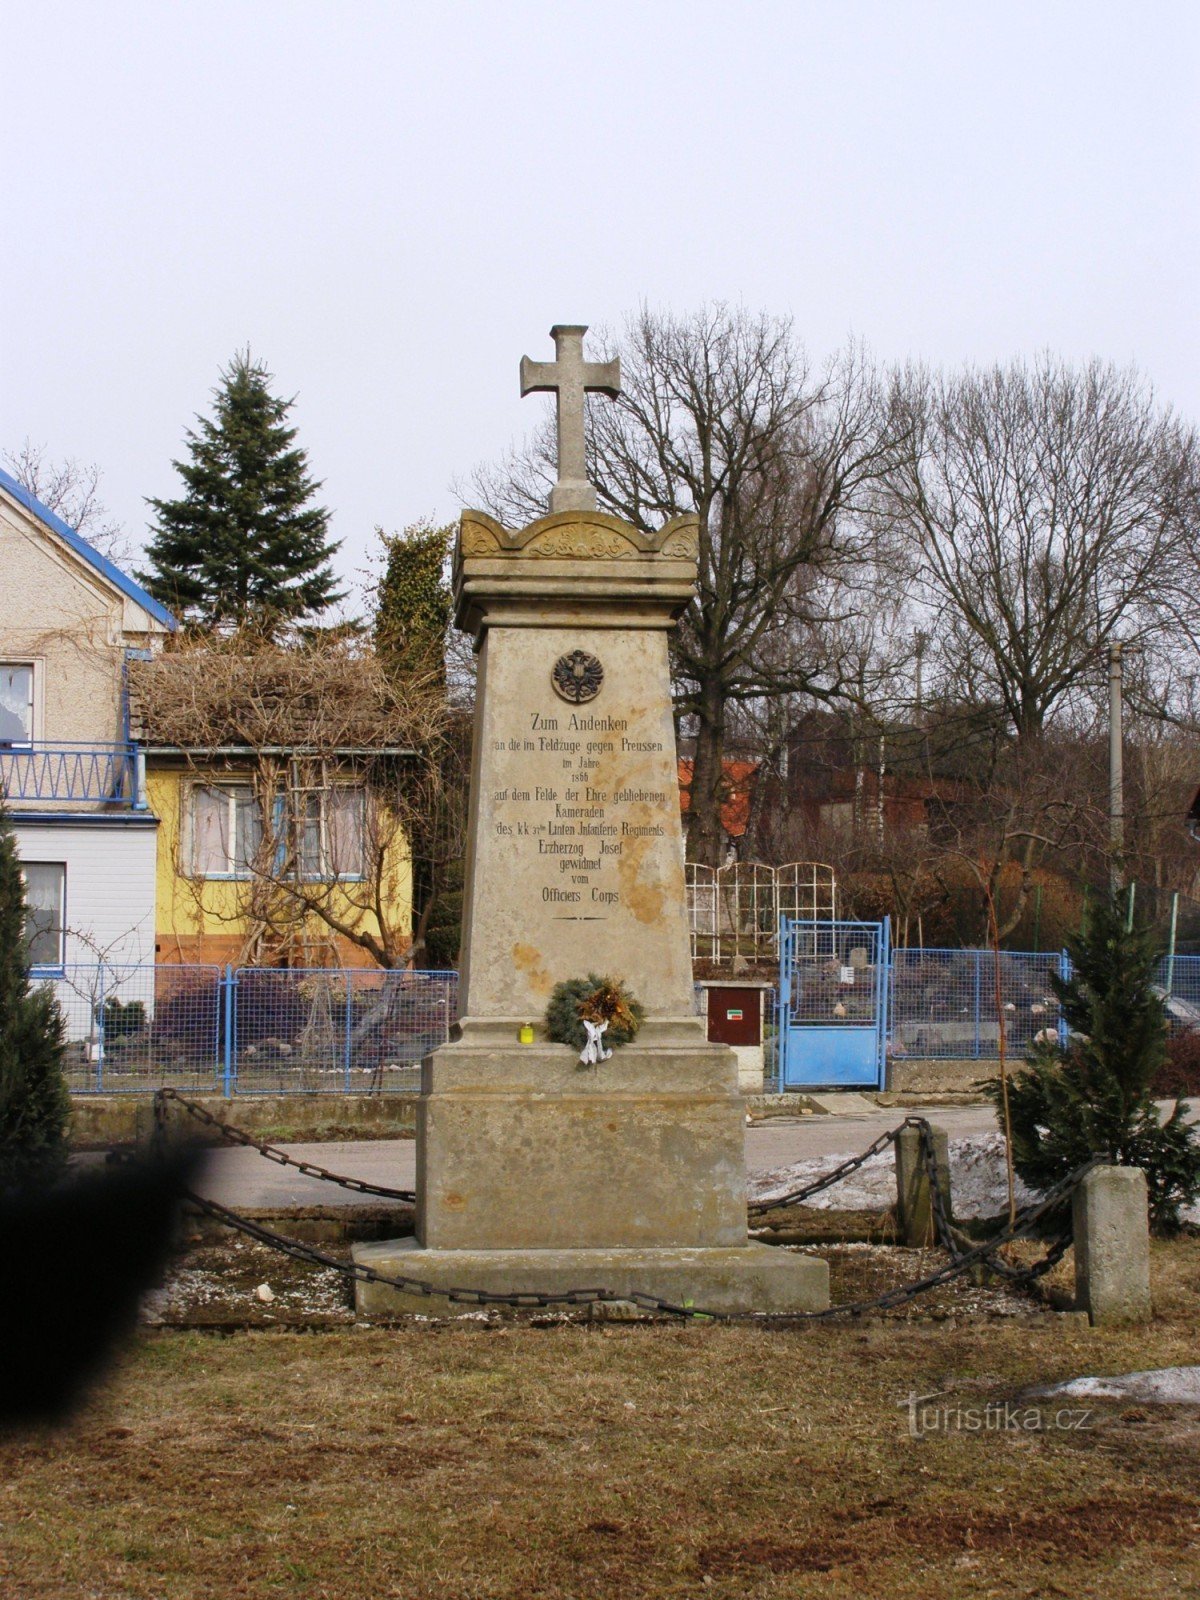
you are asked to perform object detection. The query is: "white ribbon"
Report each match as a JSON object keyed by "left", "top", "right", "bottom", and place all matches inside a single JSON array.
[{"left": 579, "top": 1017, "right": 613, "bottom": 1066}]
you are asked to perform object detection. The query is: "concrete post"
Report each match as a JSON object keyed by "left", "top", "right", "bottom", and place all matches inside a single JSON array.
[
  {"left": 1073, "top": 1165, "right": 1151, "bottom": 1325},
  {"left": 134, "top": 1094, "right": 191, "bottom": 1158},
  {"left": 895, "top": 1124, "right": 951, "bottom": 1247},
  {"left": 133, "top": 1099, "right": 159, "bottom": 1155}
]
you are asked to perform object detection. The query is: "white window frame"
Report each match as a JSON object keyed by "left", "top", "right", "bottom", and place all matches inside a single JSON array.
[
  {"left": 0, "top": 659, "right": 41, "bottom": 747},
  {"left": 293, "top": 784, "right": 368, "bottom": 883},
  {"left": 185, "top": 778, "right": 368, "bottom": 884},
  {"left": 187, "top": 782, "right": 264, "bottom": 881},
  {"left": 22, "top": 861, "right": 66, "bottom": 971}
]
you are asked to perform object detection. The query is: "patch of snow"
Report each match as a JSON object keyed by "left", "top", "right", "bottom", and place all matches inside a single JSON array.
[
  {"left": 1032, "top": 1367, "right": 1200, "bottom": 1405},
  {"left": 751, "top": 1133, "right": 1035, "bottom": 1219},
  {"left": 750, "top": 1130, "right": 1200, "bottom": 1222}
]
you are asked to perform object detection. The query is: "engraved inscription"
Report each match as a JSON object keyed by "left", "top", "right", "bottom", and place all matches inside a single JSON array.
[{"left": 490, "top": 706, "right": 668, "bottom": 920}]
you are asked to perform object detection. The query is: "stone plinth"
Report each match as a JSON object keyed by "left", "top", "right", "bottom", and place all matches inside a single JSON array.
[
  {"left": 353, "top": 506, "right": 829, "bottom": 1317},
  {"left": 355, "top": 1241, "right": 830, "bottom": 1319},
  {"left": 416, "top": 1043, "right": 746, "bottom": 1250}
]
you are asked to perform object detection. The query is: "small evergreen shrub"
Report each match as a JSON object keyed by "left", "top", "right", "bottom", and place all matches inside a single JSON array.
[
  {"left": 98, "top": 997, "right": 147, "bottom": 1039},
  {"left": 988, "top": 894, "right": 1200, "bottom": 1233},
  {"left": 0, "top": 805, "right": 71, "bottom": 1191},
  {"left": 545, "top": 974, "right": 644, "bottom": 1053}
]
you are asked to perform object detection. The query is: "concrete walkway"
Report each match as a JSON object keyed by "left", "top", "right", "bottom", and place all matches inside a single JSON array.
[{"left": 188, "top": 1103, "right": 1002, "bottom": 1211}]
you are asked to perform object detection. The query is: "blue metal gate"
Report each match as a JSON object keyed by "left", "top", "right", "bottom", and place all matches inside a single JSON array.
[{"left": 778, "top": 917, "right": 891, "bottom": 1088}]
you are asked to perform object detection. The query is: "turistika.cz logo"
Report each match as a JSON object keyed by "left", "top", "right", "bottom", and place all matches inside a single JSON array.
[{"left": 902, "top": 1391, "right": 1093, "bottom": 1438}]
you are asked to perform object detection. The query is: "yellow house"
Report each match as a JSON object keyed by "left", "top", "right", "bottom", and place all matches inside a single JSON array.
[{"left": 146, "top": 751, "right": 413, "bottom": 969}]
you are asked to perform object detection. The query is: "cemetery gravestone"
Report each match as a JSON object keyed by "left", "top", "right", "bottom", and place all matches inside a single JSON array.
[{"left": 354, "top": 326, "right": 828, "bottom": 1314}]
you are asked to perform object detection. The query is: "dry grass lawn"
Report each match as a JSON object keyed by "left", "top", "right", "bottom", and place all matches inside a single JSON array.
[{"left": 1, "top": 1239, "right": 1198, "bottom": 1599}]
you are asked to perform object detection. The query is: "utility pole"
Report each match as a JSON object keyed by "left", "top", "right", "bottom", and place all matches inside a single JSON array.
[
  {"left": 1109, "top": 642, "right": 1124, "bottom": 895},
  {"left": 914, "top": 630, "right": 928, "bottom": 717},
  {"left": 877, "top": 732, "right": 886, "bottom": 845}
]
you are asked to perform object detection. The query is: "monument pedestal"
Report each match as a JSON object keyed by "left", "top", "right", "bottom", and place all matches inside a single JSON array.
[
  {"left": 354, "top": 336, "right": 831, "bottom": 1321},
  {"left": 354, "top": 1033, "right": 829, "bottom": 1315}
]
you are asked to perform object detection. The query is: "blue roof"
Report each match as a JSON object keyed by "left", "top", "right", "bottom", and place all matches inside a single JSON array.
[{"left": 0, "top": 465, "right": 177, "bottom": 631}]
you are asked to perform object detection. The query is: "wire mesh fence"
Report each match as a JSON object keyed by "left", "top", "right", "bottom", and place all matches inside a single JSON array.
[
  {"left": 889, "top": 948, "right": 1066, "bottom": 1061},
  {"left": 891, "top": 948, "right": 1200, "bottom": 1060},
  {"left": 36, "top": 963, "right": 458, "bottom": 1094},
  {"left": 40, "top": 946, "right": 1200, "bottom": 1094},
  {"left": 44, "top": 964, "right": 224, "bottom": 1094},
  {"left": 764, "top": 983, "right": 779, "bottom": 1088},
  {"left": 1155, "top": 953, "right": 1200, "bottom": 1030},
  {"left": 233, "top": 967, "right": 457, "bottom": 1093}
]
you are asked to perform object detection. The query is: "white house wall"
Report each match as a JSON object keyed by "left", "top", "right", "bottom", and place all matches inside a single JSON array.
[{"left": 14, "top": 820, "right": 158, "bottom": 1040}]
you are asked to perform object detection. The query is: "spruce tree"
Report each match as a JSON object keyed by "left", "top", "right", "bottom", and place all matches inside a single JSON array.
[
  {"left": 0, "top": 805, "right": 71, "bottom": 1192},
  {"left": 989, "top": 893, "right": 1200, "bottom": 1231},
  {"left": 142, "top": 352, "right": 343, "bottom": 630}
]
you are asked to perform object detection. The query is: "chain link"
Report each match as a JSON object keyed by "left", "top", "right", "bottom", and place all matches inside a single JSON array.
[
  {"left": 914, "top": 1116, "right": 1078, "bottom": 1286},
  {"left": 747, "top": 1123, "right": 902, "bottom": 1216},
  {"left": 157, "top": 1092, "right": 1092, "bottom": 1318},
  {"left": 155, "top": 1089, "right": 416, "bottom": 1203}
]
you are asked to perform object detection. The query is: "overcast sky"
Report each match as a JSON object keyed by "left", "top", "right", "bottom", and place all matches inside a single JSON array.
[{"left": 3, "top": 1, "right": 1197, "bottom": 602}]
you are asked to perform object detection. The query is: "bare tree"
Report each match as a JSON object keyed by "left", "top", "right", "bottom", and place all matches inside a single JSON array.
[
  {"left": 1122, "top": 712, "right": 1200, "bottom": 920},
  {"left": 469, "top": 306, "right": 908, "bottom": 866},
  {"left": 881, "top": 357, "right": 1200, "bottom": 745},
  {"left": 133, "top": 634, "right": 466, "bottom": 968},
  {"left": 3, "top": 440, "right": 131, "bottom": 566}
]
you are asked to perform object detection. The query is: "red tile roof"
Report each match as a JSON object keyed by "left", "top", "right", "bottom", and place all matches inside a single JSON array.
[{"left": 678, "top": 758, "right": 760, "bottom": 838}]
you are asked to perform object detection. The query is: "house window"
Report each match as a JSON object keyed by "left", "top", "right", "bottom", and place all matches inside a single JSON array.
[
  {"left": 190, "top": 784, "right": 263, "bottom": 878},
  {"left": 23, "top": 862, "right": 65, "bottom": 968},
  {"left": 297, "top": 786, "right": 367, "bottom": 880},
  {"left": 0, "top": 664, "right": 34, "bottom": 745}
]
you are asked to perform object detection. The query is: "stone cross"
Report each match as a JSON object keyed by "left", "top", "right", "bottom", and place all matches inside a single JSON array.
[{"left": 520, "top": 324, "right": 621, "bottom": 513}]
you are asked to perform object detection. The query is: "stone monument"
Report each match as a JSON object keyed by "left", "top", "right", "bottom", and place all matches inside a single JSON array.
[{"left": 354, "top": 325, "right": 828, "bottom": 1315}]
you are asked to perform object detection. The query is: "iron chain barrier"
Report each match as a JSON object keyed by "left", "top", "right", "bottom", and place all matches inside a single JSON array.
[
  {"left": 160, "top": 1100, "right": 1096, "bottom": 1321},
  {"left": 746, "top": 1125, "right": 900, "bottom": 1216},
  {"left": 154, "top": 1088, "right": 416, "bottom": 1202},
  {"left": 915, "top": 1117, "right": 1078, "bottom": 1286}
]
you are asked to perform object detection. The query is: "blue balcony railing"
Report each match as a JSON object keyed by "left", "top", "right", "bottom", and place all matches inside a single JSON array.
[{"left": 0, "top": 742, "right": 139, "bottom": 805}]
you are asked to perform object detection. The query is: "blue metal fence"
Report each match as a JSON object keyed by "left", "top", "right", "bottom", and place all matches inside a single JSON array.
[
  {"left": 1156, "top": 953, "right": 1200, "bottom": 1028},
  {"left": 889, "top": 947, "right": 1067, "bottom": 1062},
  {"left": 38, "top": 963, "right": 458, "bottom": 1094},
  {"left": 46, "top": 963, "right": 222, "bottom": 1094},
  {"left": 231, "top": 967, "right": 457, "bottom": 1094},
  {"left": 772, "top": 943, "right": 1200, "bottom": 1086},
  {"left": 778, "top": 918, "right": 890, "bottom": 1089},
  {"left": 43, "top": 948, "right": 1200, "bottom": 1096}
]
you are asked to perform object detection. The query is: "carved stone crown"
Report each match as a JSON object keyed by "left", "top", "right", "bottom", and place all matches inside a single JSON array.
[
  {"left": 458, "top": 509, "right": 699, "bottom": 563},
  {"left": 452, "top": 508, "right": 701, "bottom": 640}
]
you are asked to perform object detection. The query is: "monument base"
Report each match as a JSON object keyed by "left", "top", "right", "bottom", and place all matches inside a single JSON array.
[
  {"left": 416, "top": 1036, "right": 750, "bottom": 1251},
  {"left": 351, "top": 1239, "right": 830, "bottom": 1319}
]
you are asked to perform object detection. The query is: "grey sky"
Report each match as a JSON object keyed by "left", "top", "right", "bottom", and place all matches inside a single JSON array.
[{"left": 3, "top": 1, "right": 1197, "bottom": 602}]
